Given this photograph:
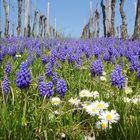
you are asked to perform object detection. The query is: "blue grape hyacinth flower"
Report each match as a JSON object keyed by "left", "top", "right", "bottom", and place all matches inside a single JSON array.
[
  {"left": 46, "top": 63, "right": 53, "bottom": 77},
  {"left": 52, "top": 72, "right": 58, "bottom": 84},
  {"left": 111, "top": 65, "right": 125, "bottom": 89},
  {"left": 56, "top": 78, "right": 67, "bottom": 97},
  {"left": 39, "top": 81, "right": 54, "bottom": 98},
  {"left": 16, "top": 63, "right": 32, "bottom": 89},
  {"left": 2, "top": 75, "right": 10, "bottom": 96},
  {"left": 5, "top": 61, "right": 12, "bottom": 75}
]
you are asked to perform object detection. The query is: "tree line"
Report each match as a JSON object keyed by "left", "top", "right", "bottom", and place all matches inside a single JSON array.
[
  {"left": 2, "top": 0, "right": 59, "bottom": 38},
  {"left": 1, "top": 0, "right": 140, "bottom": 39},
  {"left": 81, "top": 0, "right": 140, "bottom": 40}
]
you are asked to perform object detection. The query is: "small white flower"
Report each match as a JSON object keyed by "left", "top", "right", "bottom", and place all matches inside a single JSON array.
[
  {"left": 105, "top": 93, "right": 110, "bottom": 98},
  {"left": 69, "top": 98, "right": 80, "bottom": 106},
  {"left": 81, "top": 66, "right": 88, "bottom": 70},
  {"left": 96, "top": 120, "right": 112, "bottom": 130},
  {"left": 60, "top": 132, "right": 66, "bottom": 139},
  {"left": 123, "top": 97, "right": 131, "bottom": 103},
  {"left": 91, "top": 91, "right": 99, "bottom": 99},
  {"left": 96, "top": 121, "right": 101, "bottom": 129},
  {"left": 54, "top": 110, "right": 64, "bottom": 115},
  {"left": 99, "top": 110, "right": 120, "bottom": 123},
  {"left": 125, "top": 87, "right": 133, "bottom": 94},
  {"left": 82, "top": 101, "right": 92, "bottom": 109},
  {"left": 95, "top": 100, "right": 109, "bottom": 110},
  {"left": 85, "top": 103, "right": 99, "bottom": 116},
  {"left": 131, "top": 97, "right": 140, "bottom": 104},
  {"left": 79, "top": 89, "right": 91, "bottom": 97},
  {"left": 16, "top": 54, "right": 21, "bottom": 58},
  {"left": 84, "top": 135, "right": 96, "bottom": 140},
  {"left": 51, "top": 97, "right": 61, "bottom": 106},
  {"left": 100, "top": 76, "right": 107, "bottom": 81},
  {"left": 123, "top": 70, "right": 127, "bottom": 74},
  {"left": 102, "top": 71, "right": 106, "bottom": 76},
  {"left": 48, "top": 113, "right": 54, "bottom": 120}
]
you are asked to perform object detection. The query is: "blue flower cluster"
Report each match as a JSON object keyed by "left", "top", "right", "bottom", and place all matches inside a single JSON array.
[
  {"left": 56, "top": 78, "right": 67, "bottom": 96},
  {"left": 111, "top": 65, "right": 125, "bottom": 89},
  {"left": 39, "top": 82, "right": 46, "bottom": 96},
  {"left": 46, "top": 63, "right": 53, "bottom": 77},
  {"left": 16, "top": 63, "right": 32, "bottom": 89},
  {"left": 49, "top": 54, "right": 56, "bottom": 65},
  {"left": 36, "top": 49, "right": 41, "bottom": 58},
  {"left": 46, "top": 82, "right": 54, "bottom": 98},
  {"left": 9, "top": 46, "right": 17, "bottom": 56},
  {"left": 90, "top": 59, "right": 103, "bottom": 77},
  {"left": 39, "top": 81, "right": 54, "bottom": 98},
  {"left": 137, "top": 68, "right": 140, "bottom": 80},
  {"left": 2, "top": 75, "right": 10, "bottom": 96},
  {"left": 5, "top": 61, "right": 12, "bottom": 75},
  {"left": 55, "top": 61, "right": 60, "bottom": 69},
  {"left": 38, "top": 74, "right": 44, "bottom": 84},
  {"left": 52, "top": 72, "right": 58, "bottom": 84},
  {"left": 129, "top": 56, "right": 139, "bottom": 72},
  {"left": 42, "top": 55, "right": 48, "bottom": 64},
  {"left": 58, "top": 48, "right": 66, "bottom": 63}
]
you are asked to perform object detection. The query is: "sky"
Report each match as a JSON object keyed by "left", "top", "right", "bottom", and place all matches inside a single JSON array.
[{"left": 0, "top": 0, "right": 137, "bottom": 38}]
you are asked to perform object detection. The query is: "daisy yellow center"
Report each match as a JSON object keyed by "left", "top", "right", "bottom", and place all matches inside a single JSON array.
[
  {"left": 101, "top": 123, "right": 107, "bottom": 129},
  {"left": 53, "top": 100, "right": 59, "bottom": 104},
  {"left": 82, "top": 92, "right": 86, "bottom": 95},
  {"left": 92, "top": 108, "right": 97, "bottom": 113},
  {"left": 106, "top": 114, "right": 112, "bottom": 120},
  {"left": 97, "top": 103, "right": 103, "bottom": 109}
]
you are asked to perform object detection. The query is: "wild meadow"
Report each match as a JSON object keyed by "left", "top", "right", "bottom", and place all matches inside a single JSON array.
[{"left": 0, "top": 37, "right": 140, "bottom": 139}]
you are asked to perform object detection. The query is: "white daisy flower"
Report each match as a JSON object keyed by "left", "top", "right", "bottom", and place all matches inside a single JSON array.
[
  {"left": 69, "top": 97, "right": 80, "bottom": 106},
  {"left": 79, "top": 89, "right": 91, "bottom": 97},
  {"left": 96, "top": 120, "right": 111, "bottom": 130},
  {"left": 123, "top": 97, "right": 131, "bottom": 103},
  {"left": 125, "top": 87, "right": 133, "bottom": 94},
  {"left": 99, "top": 110, "right": 120, "bottom": 123},
  {"left": 51, "top": 97, "right": 61, "bottom": 106},
  {"left": 85, "top": 103, "right": 99, "bottom": 116},
  {"left": 91, "top": 91, "right": 99, "bottom": 99},
  {"left": 82, "top": 101, "right": 92, "bottom": 109},
  {"left": 95, "top": 100, "right": 109, "bottom": 110},
  {"left": 100, "top": 76, "right": 107, "bottom": 81}
]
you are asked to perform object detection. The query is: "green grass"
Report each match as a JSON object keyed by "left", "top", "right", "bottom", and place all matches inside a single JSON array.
[{"left": 0, "top": 44, "right": 140, "bottom": 140}]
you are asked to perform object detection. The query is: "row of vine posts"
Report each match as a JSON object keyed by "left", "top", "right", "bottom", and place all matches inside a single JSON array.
[
  {"left": 81, "top": 0, "right": 140, "bottom": 40},
  {"left": 1, "top": 0, "right": 59, "bottom": 38}
]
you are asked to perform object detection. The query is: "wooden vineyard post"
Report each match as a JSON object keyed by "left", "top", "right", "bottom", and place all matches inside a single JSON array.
[
  {"left": 3, "top": 0, "right": 10, "bottom": 37},
  {"left": 17, "top": 0, "right": 22, "bottom": 36},
  {"left": 120, "top": 0, "right": 128, "bottom": 39},
  {"left": 133, "top": 0, "right": 140, "bottom": 39},
  {"left": 106, "top": 0, "right": 111, "bottom": 37},
  {"left": 24, "top": 0, "right": 30, "bottom": 37}
]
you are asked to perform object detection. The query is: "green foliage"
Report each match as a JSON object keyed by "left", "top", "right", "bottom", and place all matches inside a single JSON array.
[{"left": 0, "top": 44, "right": 140, "bottom": 140}]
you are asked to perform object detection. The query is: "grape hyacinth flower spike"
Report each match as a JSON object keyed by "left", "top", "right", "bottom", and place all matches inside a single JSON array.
[
  {"left": 5, "top": 61, "right": 12, "bottom": 75},
  {"left": 39, "top": 81, "right": 54, "bottom": 98},
  {"left": 16, "top": 62, "right": 32, "bottom": 89},
  {"left": 2, "top": 75, "right": 10, "bottom": 96},
  {"left": 56, "top": 78, "right": 67, "bottom": 97}
]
